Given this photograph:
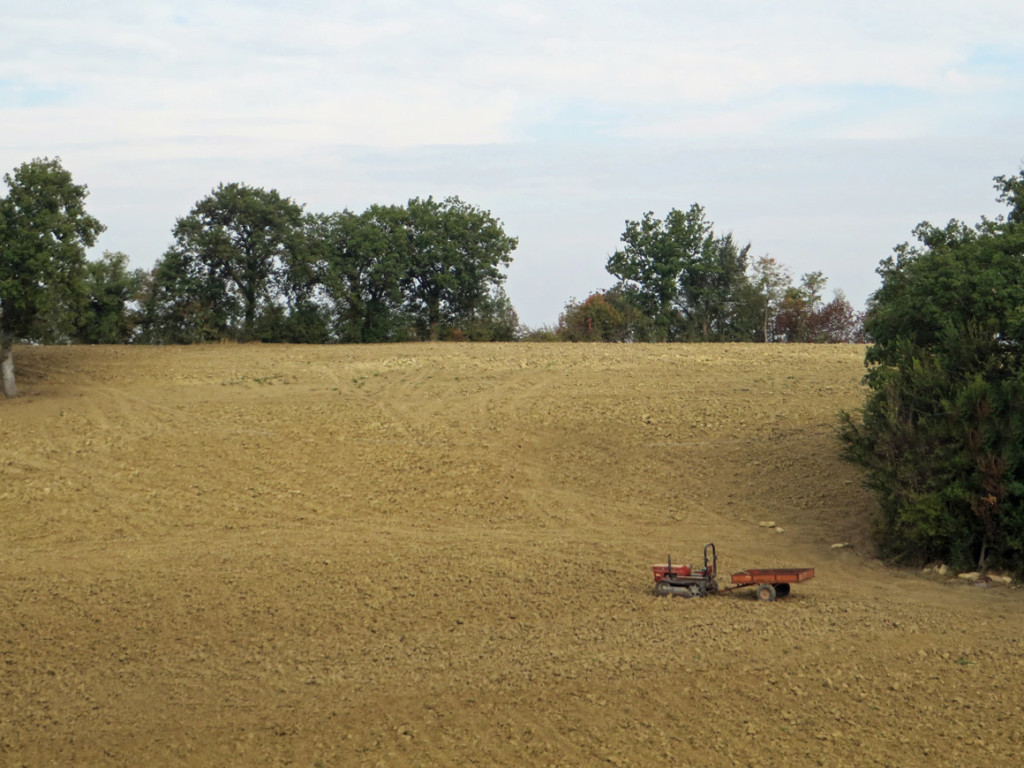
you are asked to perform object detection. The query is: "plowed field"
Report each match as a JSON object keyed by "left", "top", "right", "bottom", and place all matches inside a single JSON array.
[{"left": 2, "top": 343, "right": 1022, "bottom": 767}]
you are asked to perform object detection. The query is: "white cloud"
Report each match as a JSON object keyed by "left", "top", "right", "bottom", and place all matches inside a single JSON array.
[
  {"left": 2, "top": 1, "right": 1023, "bottom": 326},
  {"left": 4, "top": 0, "right": 1022, "bottom": 148}
]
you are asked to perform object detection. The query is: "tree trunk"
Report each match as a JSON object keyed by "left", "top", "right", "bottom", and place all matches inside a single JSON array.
[
  {"left": 1, "top": 336, "right": 17, "bottom": 398},
  {"left": 428, "top": 299, "right": 441, "bottom": 341}
]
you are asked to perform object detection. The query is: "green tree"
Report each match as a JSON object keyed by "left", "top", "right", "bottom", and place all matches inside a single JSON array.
[
  {"left": 606, "top": 205, "right": 712, "bottom": 340},
  {"left": 605, "top": 283, "right": 659, "bottom": 341},
  {"left": 305, "top": 205, "right": 413, "bottom": 343},
  {"left": 606, "top": 205, "right": 758, "bottom": 341},
  {"left": 447, "top": 287, "right": 519, "bottom": 341},
  {"left": 402, "top": 196, "right": 517, "bottom": 340},
  {"left": 146, "top": 243, "right": 234, "bottom": 343},
  {"left": 75, "top": 252, "right": 147, "bottom": 344},
  {"left": 0, "top": 157, "right": 104, "bottom": 396},
  {"left": 152, "top": 183, "right": 305, "bottom": 342},
  {"left": 841, "top": 172, "right": 1024, "bottom": 572},
  {"left": 680, "top": 232, "right": 752, "bottom": 340}
]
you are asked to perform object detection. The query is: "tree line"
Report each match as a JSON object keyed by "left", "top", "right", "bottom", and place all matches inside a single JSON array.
[
  {"left": 3, "top": 157, "right": 863, "bottom": 397},
  {"left": 554, "top": 203, "right": 862, "bottom": 343},
  {"left": 137, "top": 184, "right": 519, "bottom": 345}
]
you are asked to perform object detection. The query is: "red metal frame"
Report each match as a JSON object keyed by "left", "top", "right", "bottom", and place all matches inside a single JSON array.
[{"left": 730, "top": 568, "right": 814, "bottom": 586}]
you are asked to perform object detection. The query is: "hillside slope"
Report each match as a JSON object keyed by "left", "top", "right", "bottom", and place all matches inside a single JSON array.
[{"left": 2, "top": 344, "right": 1021, "bottom": 767}]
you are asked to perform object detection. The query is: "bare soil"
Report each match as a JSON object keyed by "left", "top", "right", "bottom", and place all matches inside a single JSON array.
[{"left": 2, "top": 343, "right": 1022, "bottom": 767}]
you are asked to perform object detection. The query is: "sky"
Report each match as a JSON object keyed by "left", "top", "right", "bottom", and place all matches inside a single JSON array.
[{"left": 2, "top": 1, "right": 1023, "bottom": 328}]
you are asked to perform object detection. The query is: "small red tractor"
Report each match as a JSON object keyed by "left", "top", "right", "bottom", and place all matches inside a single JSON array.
[
  {"left": 652, "top": 542, "right": 721, "bottom": 598},
  {"left": 652, "top": 543, "right": 814, "bottom": 602}
]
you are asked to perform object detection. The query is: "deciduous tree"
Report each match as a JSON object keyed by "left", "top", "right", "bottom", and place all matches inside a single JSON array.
[
  {"left": 605, "top": 205, "right": 712, "bottom": 340},
  {"left": 558, "top": 292, "right": 628, "bottom": 342},
  {"left": 402, "top": 196, "right": 517, "bottom": 340},
  {"left": 607, "top": 206, "right": 760, "bottom": 341},
  {"left": 680, "top": 232, "right": 752, "bottom": 340},
  {"left": 806, "top": 291, "right": 864, "bottom": 343},
  {"left": 305, "top": 205, "right": 413, "bottom": 343},
  {"left": 0, "top": 157, "right": 104, "bottom": 396},
  {"left": 75, "top": 252, "right": 147, "bottom": 344},
  {"left": 748, "top": 256, "right": 791, "bottom": 342},
  {"left": 153, "top": 183, "right": 304, "bottom": 342}
]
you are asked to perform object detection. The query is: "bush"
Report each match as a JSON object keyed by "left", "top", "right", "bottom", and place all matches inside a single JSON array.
[{"left": 840, "top": 172, "right": 1024, "bottom": 573}]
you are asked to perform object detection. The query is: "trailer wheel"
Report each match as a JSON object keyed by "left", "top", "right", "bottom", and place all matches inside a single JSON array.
[
  {"left": 655, "top": 580, "right": 674, "bottom": 597},
  {"left": 756, "top": 584, "right": 777, "bottom": 602},
  {"left": 774, "top": 583, "right": 791, "bottom": 598}
]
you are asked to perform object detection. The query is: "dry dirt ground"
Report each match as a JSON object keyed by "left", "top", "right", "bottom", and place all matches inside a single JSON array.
[{"left": 2, "top": 343, "right": 1022, "bottom": 767}]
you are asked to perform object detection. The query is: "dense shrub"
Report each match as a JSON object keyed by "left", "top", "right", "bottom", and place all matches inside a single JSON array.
[{"left": 840, "top": 172, "right": 1024, "bottom": 573}]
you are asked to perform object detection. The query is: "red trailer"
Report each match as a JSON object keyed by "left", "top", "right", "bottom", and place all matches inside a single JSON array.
[
  {"left": 728, "top": 568, "right": 815, "bottom": 601},
  {"left": 652, "top": 543, "right": 814, "bottom": 601}
]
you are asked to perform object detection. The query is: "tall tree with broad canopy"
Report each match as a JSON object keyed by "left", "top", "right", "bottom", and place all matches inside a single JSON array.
[
  {"left": 304, "top": 205, "right": 414, "bottom": 342},
  {"left": 402, "top": 196, "right": 517, "bottom": 340},
  {"left": 605, "top": 204, "right": 712, "bottom": 340},
  {"left": 154, "top": 183, "right": 305, "bottom": 342},
  {"left": 840, "top": 171, "right": 1024, "bottom": 573},
  {"left": 0, "top": 157, "right": 104, "bottom": 396},
  {"left": 606, "top": 205, "right": 754, "bottom": 340}
]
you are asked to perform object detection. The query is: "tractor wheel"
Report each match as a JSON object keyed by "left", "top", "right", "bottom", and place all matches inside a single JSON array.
[
  {"left": 689, "top": 584, "right": 705, "bottom": 598},
  {"left": 655, "top": 580, "right": 674, "bottom": 597},
  {"left": 774, "top": 583, "right": 791, "bottom": 598},
  {"left": 756, "top": 584, "right": 777, "bottom": 602}
]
